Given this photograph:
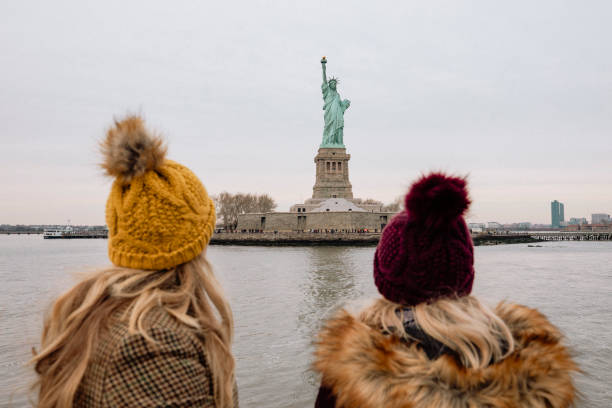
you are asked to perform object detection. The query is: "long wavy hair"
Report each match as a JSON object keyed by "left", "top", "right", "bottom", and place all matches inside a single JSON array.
[
  {"left": 30, "top": 252, "right": 235, "bottom": 408},
  {"left": 359, "top": 295, "right": 515, "bottom": 369}
]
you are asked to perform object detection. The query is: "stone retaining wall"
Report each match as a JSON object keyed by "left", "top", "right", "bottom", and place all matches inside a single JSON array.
[
  {"left": 211, "top": 232, "right": 542, "bottom": 247},
  {"left": 210, "top": 231, "right": 381, "bottom": 246},
  {"left": 237, "top": 211, "right": 394, "bottom": 233}
]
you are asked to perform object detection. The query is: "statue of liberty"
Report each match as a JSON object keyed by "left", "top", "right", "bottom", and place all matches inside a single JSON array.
[{"left": 320, "top": 57, "right": 350, "bottom": 147}]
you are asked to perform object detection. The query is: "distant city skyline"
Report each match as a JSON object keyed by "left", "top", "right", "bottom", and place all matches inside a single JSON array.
[
  {"left": 592, "top": 213, "right": 612, "bottom": 225},
  {"left": 1, "top": 1, "right": 611, "bottom": 225}
]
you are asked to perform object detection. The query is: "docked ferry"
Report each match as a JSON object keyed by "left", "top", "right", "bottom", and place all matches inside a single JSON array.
[
  {"left": 43, "top": 226, "right": 73, "bottom": 238},
  {"left": 43, "top": 226, "right": 108, "bottom": 239}
]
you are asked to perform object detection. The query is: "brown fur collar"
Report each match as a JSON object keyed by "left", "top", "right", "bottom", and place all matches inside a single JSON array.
[{"left": 313, "top": 302, "right": 578, "bottom": 408}]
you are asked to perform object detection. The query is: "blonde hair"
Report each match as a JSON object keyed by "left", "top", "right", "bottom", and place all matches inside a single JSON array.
[
  {"left": 30, "top": 253, "right": 235, "bottom": 408},
  {"left": 360, "top": 296, "right": 515, "bottom": 369}
]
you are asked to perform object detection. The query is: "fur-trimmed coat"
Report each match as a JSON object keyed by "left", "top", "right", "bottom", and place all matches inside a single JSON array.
[{"left": 313, "top": 302, "right": 578, "bottom": 408}]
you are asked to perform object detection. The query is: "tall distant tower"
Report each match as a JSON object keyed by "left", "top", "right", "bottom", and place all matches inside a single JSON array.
[{"left": 551, "top": 200, "right": 565, "bottom": 228}]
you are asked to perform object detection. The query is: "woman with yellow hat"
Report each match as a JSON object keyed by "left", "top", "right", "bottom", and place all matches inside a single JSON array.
[{"left": 31, "top": 116, "right": 237, "bottom": 407}]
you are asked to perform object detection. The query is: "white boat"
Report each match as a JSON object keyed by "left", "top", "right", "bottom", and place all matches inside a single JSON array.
[{"left": 43, "top": 226, "right": 73, "bottom": 239}]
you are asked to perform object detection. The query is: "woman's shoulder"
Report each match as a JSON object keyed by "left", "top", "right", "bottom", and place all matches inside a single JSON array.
[
  {"left": 77, "top": 305, "right": 214, "bottom": 406},
  {"left": 312, "top": 299, "right": 578, "bottom": 408},
  {"left": 494, "top": 302, "right": 565, "bottom": 342},
  {"left": 103, "top": 307, "right": 214, "bottom": 406},
  {"left": 314, "top": 298, "right": 567, "bottom": 345},
  {"left": 89, "top": 305, "right": 210, "bottom": 370},
  {"left": 312, "top": 304, "right": 431, "bottom": 408},
  {"left": 83, "top": 305, "right": 209, "bottom": 383},
  {"left": 106, "top": 305, "right": 207, "bottom": 356},
  {"left": 104, "top": 329, "right": 214, "bottom": 407}
]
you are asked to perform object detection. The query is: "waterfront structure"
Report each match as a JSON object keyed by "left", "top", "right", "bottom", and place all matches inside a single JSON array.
[
  {"left": 592, "top": 213, "right": 611, "bottom": 225},
  {"left": 551, "top": 200, "right": 565, "bottom": 228},
  {"left": 530, "top": 230, "right": 611, "bottom": 240},
  {"left": 236, "top": 58, "right": 395, "bottom": 233},
  {"left": 564, "top": 223, "right": 612, "bottom": 232}
]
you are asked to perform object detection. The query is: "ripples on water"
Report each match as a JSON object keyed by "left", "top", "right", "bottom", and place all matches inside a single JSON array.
[{"left": 1, "top": 236, "right": 610, "bottom": 407}]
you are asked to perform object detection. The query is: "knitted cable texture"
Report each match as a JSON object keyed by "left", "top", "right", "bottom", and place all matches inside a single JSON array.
[
  {"left": 374, "top": 173, "right": 474, "bottom": 306},
  {"left": 103, "top": 116, "right": 215, "bottom": 270}
]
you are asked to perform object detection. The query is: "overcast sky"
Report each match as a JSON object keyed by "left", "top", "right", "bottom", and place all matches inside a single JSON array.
[{"left": 1, "top": 0, "right": 611, "bottom": 225}]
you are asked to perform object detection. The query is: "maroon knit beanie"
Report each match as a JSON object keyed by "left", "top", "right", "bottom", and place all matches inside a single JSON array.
[{"left": 374, "top": 173, "right": 474, "bottom": 306}]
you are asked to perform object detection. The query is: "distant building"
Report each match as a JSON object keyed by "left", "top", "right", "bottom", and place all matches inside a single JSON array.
[
  {"left": 568, "top": 217, "right": 587, "bottom": 225},
  {"left": 487, "top": 222, "right": 503, "bottom": 230},
  {"left": 468, "top": 223, "right": 486, "bottom": 232},
  {"left": 592, "top": 224, "right": 612, "bottom": 231},
  {"left": 551, "top": 200, "right": 565, "bottom": 228},
  {"left": 561, "top": 204, "right": 565, "bottom": 223},
  {"left": 516, "top": 222, "right": 532, "bottom": 230},
  {"left": 592, "top": 213, "right": 611, "bottom": 225},
  {"left": 502, "top": 222, "right": 532, "bottom": 230}
]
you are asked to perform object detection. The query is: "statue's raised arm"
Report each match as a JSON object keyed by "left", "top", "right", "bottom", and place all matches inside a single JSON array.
[{"left": 321, "top": 57, "right": 328, "bottom": 85}]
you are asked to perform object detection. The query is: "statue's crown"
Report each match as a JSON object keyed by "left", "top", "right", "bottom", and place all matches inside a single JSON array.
[{"left": 328, "top": 76, "right": 339, "bottom": 84}]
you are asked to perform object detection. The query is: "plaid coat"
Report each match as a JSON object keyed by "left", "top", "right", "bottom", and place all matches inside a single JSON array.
[{"left": 74, "top": 305, "right": 238, "bottom": 407}]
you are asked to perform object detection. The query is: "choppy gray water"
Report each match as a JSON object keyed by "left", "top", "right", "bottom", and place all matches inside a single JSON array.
[{"left": 1, "top": 235, "right": 611, "bottom": 407}]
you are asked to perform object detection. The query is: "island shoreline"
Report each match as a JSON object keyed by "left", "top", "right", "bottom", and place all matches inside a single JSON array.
[{"left": 208, "top": 232, "right": 543, "bottom": 247}]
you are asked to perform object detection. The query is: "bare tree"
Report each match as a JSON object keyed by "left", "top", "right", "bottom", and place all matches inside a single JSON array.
[
  {"left": 211, "top": 194, "right": 220, "bottom": 213},
  {"left": 256, "top": 194, "right": 277, "bottom": 213},
  {"left": 215, "top": 192, "right": 277, "bottom": 230},
  {"left": 353, "top": 198, "right": 382, "bottom": 205},
  {"left": 382, "top": 196, "right": 403, "bottom": 212}
]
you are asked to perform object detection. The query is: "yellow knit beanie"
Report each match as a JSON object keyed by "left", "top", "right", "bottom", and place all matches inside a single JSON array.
[{"left": 101, "top": 115, "right": 215, "bottom": 270}]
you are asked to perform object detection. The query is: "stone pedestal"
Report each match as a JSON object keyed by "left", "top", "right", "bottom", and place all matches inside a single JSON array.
[{"left": 312, "top": 147, "right": 353, "bottom": 199}]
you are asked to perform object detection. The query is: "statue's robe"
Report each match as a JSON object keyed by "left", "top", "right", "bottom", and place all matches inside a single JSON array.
[{"left": 322, "top": 82, "right": 349, "bottom": 146}]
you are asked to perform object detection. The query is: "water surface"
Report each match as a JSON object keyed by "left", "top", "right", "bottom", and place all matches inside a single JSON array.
[{"left": 1, "top": 236, "right": 610, "bottom": 407}]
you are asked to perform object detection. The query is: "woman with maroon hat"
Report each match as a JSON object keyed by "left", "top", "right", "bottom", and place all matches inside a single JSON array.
[{"left": 313, "top": 173, "right": 578, "bottom": 408}]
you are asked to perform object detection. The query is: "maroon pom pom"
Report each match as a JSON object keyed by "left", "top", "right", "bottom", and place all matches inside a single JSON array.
[{"left": 404, "top": 173, "right": 470, "bottom": 227}]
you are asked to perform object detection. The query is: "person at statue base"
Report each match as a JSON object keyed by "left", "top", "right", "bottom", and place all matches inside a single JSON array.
[{"left": 312, "top": 172, "right": 579, "bottom": 408}]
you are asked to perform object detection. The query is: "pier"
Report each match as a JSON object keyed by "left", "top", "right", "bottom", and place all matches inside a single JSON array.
[{"left": 526, "top": 231, "right": 611, "bottom": 241}]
